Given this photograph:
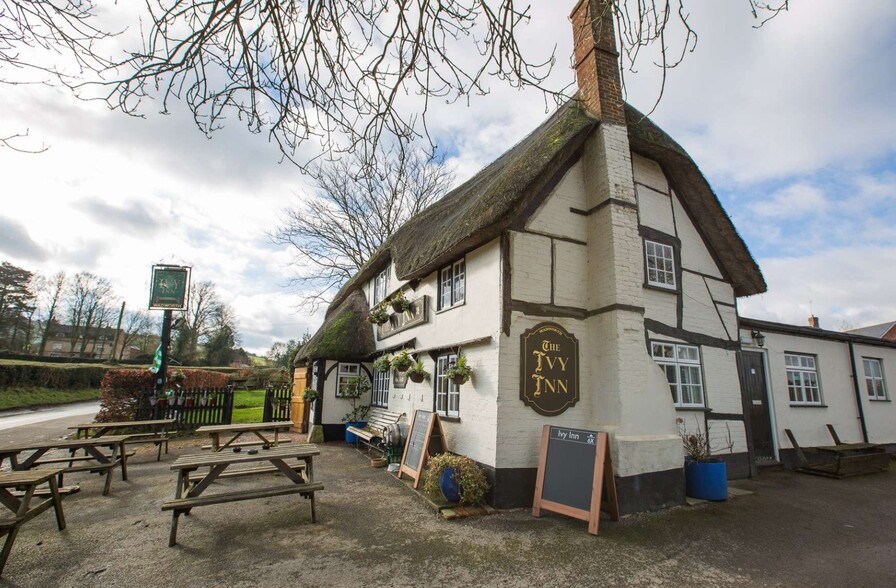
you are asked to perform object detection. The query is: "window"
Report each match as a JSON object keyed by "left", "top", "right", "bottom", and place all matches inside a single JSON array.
[
  {"left": 645, "top": 240, "right": 676, "bottom": 289},
  {"left": 372, "top": 359, "right": 390, "bottom": 407},
  {"left": 434, "top": 354, "right": 460, "bottom": 417},
  {"left": 373, "top": 266, "right": 390, "bottom": 306},
  {"left": 785, "top": 353, "right": 821, "bottom": 405},
  {"left": 863, "top": 358, "right": 888, "bottom": 401},
  {"left": 438, "top": 259, "right": 465, "bottom": 310},
  {"left": 335, "top": 363, "right": 360, "bottom": 397},
  {"left": 651, "top": 342, "right": 704, "bottom": 407}
]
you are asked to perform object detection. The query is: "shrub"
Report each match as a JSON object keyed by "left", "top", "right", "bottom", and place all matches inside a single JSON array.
[
  {"left": 246, "top": 367, "right": 290, "bottom": 388},
  {"left": 423, "top": 453, "right": 490, "bottom": 505},
  {"left": 0, "top": 363, "right": 107, "bottom": 389}
]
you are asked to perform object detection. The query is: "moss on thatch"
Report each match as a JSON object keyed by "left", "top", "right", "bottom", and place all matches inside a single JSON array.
[{"left": 294, "top": 291, "right": 375, "bottom": 364}]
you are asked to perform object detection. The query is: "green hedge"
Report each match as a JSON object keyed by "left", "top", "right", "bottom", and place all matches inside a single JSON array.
[{"left": 0, "top": 364, "right": 108, "bottom": 389}]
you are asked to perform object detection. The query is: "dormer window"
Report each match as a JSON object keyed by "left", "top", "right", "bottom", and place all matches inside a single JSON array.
[{"left": 373, "top": 265, "right": 390, "bottom": 305}]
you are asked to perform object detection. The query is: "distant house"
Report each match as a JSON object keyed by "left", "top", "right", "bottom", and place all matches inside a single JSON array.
[
  {"left": 847, "top": 321, "right": 896, "bottom": 341},
  {"left": 43, "top": 323, "right": 133, "bottom": 360}
]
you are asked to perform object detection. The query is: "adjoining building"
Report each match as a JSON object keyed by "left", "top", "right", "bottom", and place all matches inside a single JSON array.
[{"left": 294, "top": 0, "right": 896, "bottom": 513}]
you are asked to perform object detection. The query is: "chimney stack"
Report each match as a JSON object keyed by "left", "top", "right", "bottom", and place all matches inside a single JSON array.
[
  {"left": 808, "top": 315, "right": 820, "bottom": 329},
  {"left": 570, "top": 0, "right": 625, "bottom": 124}
]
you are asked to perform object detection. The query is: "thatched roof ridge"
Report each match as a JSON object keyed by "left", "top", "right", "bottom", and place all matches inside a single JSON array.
[
  {"left": 319, "top": 96, "right": 765, "bottom": 328},
  {"left": 295, "top": 290, "right": 375, "bottom": 364},
  {"left": 624, "top": 104, "right": 766, "bottom": 297}
]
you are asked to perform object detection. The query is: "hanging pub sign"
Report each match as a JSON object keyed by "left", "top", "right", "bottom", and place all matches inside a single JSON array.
[
  {"left": 148, "top": 265, "right": 191, "bottom": 311},
  {"left": 377, "top": 296, "right": 428, "bottom": 340},
  {"left": 520, "top": 322, "right": 579, "bottom": 416}
]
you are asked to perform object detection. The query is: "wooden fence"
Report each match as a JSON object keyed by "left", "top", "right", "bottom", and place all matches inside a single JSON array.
[
  {"left": 136, "top": 387, "right": 234, "bottom": 430},
  {"left": 262, "top": 384, "right": 292, "bottom": 422}
]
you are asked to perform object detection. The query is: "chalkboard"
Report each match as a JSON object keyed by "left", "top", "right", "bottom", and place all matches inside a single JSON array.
[
  {"left": 399, "top": 410, "right": 446, "bottom": 488},
  {"left": 532, "top": 425, "right": 619, "bottom": 535}
]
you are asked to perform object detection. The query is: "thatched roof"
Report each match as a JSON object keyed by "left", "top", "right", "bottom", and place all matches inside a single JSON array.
[
  {"left": 294, "top": 290, "right": 375, "bottom": 364},
  {"left": 302, "top": 97, "right": 766, "bottom": 359}
]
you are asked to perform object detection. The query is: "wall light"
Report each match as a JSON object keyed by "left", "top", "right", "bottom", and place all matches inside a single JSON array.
[{"left": 751, "top": 330, "right": 765, "bottom": 348}]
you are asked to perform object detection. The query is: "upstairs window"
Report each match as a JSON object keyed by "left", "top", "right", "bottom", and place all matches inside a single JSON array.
[
  {"left": 373, "top": 265, "right": 390, "bottom": 306},
  {"left": 652, "top": 342, "right": 704, "bottom": 408},
  {"left": 438, "top": 259, "right": 465, "bottom": 310},
  {"left": 645, "top": 240, "right": 676, "bottom": 289},
  {"left": 785, "top": 353, "right": 821, "bottom": 405},
  {"left": 863, "top": 358, "right": 888, "bottom": 401}
]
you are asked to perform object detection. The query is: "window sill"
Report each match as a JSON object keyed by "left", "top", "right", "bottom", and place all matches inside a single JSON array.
[
  {"left": 789, "top": 404, "right": 828, "bottom": 408},
  {"left": 438, "top": 415, "right": 461, "bottom": 423},
  {"left": 868, "top": 398, "right": 891, "bottom": 402},
  {"left": 643, "top": 283, "right": 680, "bottom": 295},
  {"left": 436, "top": 301, "right": 465, "bottom": 315},
  {"left": 675, "top": 406, "right": 709, "bottom": 412}
]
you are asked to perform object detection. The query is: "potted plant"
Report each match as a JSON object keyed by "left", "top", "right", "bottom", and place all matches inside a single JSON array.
[
  {"left": 678, "top": 417, "right": 733, "bottom": 501},
  {"left": 391, "top": 349, "right": 414, "bottom": 372},
  {"left": 373, "top": 355, "right": 392, "bottom": 373},
  {"left": 423, "top": 452, "right": 489, "bottom": 505},
  {"left": 341, "top": 375, "right": 371, "bottom": 443},
  {"left": 445, "top": 353, "right": 473, "bottom": 385},
  {"left": 302, "top": 387, "right": 319, "bottom": 402},
  {"left": 390, "top": 289, "right": 411, "bottom": 312},
  {"left": 407, "top": 360, "right": 429, "bottom": 383},
  {"left": 366, "top": 303, "right": 390, "bottom": 325}
]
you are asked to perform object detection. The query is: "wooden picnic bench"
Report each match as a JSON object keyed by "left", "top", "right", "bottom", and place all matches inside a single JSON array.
[
  {"left": 0, "top": 469, "right": 67, "bottom": 575},
  {"left": 784, "top": 427, "right": 890, "bottom": 478},
  {"left": 196, "top": 422, "right": 292, "bottom": 452},
  {"left": 69, "top": 418, "right": 176, "bottom": 461},
  {"left": 0, "top": 436, "right": 130, "bottom": 496},
  {"left": 162, "top": 444, "right": 322, "bottom": 546},
  {"left": 346, "top": 408, "right": 404, "bottom": 453}
]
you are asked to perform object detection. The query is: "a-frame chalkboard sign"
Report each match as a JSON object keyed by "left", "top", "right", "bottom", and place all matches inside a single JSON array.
[
  {"left": 532, "top": 425, "right": 619, "bottom": 535},
  {"left": 398, "top": 410, "right": 447, "bottom": 488}
]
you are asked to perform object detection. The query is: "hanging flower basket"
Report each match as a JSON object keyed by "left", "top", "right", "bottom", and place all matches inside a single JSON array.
[
  {"left": 366, "top": 304, "right": 390, "bottom": 325},
  {"left": 390, "top": 290, "right": 411, "bottom": 313},
  {"left": 445, "top": 353, "right": 473, "bottom": 386},
  {"left": 409, "top": 371, "right": 426, "bottom": 384},
  {"left": 391, "top": 349, "right": 414, "bottom": 373}
]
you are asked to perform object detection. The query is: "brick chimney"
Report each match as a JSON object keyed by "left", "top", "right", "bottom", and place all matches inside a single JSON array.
[
  {"left": 570, "top": 0, "right": 625, "bottom": 124},
  {"left": 808, "top": 315, "right": 820, "bottom": 328}
]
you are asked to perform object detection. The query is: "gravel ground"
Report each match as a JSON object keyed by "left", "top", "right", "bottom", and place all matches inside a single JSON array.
[{"left": 1, "top": 433, "right": 894, "bottom": 588}]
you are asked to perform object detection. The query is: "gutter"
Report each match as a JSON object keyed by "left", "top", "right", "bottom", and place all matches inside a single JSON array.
[{"left": 847, "top": 341, "right": 870, "bottom": 443}]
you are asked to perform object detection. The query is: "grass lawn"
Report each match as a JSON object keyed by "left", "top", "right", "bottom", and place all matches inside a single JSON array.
[
  {"left": 231, "top": 389, "right": 269, "bottom": 424},
  {"left": 0, "top": 387, "right": 102, "bottom": 411}
]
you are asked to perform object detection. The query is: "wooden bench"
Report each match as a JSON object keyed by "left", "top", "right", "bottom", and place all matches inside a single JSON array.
[
  {"left": 0, "top": 470, "right": 66, "bottom": 575},
  {"left": 163, "top": 444, "right": 321, "bottom": 546},
  {"left": 785, "top": 428, "right": 890, "bottom": 478},
  {"left": 199, "top": 439, "right": 291, "bottom": 451},
  {"left": 346, "top": 408, "right": 404, "bottom": 453}
]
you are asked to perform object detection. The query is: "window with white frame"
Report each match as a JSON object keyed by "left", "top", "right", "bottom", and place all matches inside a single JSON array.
[
  {"left": 372, "top": 359, "right": 390, "bottom": 407},
  {"left": 434, "top": 354, "right": 460, "bottom": 417},
  {"left": 373, "top": 265, "right": 390, "bottom": 306},
  {"left": 438, "top": 259, "right": 465, "bottom": 310},
  {"left": 645, "top": 240, "right": 676, "bottom": 289},
  {"left": 651, "top": 342, "right": 704, "bottom": 407},
  {"left": 335, "top": 363, "right": 360, "bottom": 397},
  {"left": 785, "top": 353, "right": 821, "bottom": 405},
  {"left": 863, "top": 358, "right": 888, "bottom": 401}
]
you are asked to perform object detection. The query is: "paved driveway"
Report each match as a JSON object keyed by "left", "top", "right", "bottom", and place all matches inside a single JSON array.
[{"left": 2, "top": 437, "right": 894, "bottom": 587}]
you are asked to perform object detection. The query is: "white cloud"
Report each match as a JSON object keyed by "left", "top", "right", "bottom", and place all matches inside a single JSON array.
[{"left": 749, "top": 183, "right": 829, "bottom": 218}]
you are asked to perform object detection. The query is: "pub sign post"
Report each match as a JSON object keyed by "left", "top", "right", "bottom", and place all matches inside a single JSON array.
[{"left": 148, "top": 265, "right": 191, "bottom": 394}]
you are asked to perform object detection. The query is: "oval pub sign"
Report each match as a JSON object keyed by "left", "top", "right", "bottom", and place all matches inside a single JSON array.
[{"left": 520, "top": 322, "right": 580, "bottom": 416}]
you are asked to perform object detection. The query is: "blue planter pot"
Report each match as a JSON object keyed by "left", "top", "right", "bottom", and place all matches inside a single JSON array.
[
  {"left": 439, "top": 467, "right": 461, "bottom": 502},
  {"left": 685, "top": 460, "right": 728, "bottom": 501},
  {"left": 344, "top": 421, "right": 367, "bottom": 444}
]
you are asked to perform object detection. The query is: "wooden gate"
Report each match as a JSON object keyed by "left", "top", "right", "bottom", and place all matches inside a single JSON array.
[
  {"left": 263, "top": 384, "right": 292, "bottom": 422},
  {"left": 292, "top": 368, "right": 309, "bottom": 433}
]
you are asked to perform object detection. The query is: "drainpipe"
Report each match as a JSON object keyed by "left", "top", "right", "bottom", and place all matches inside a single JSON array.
[{"left": 847, "top": 340, "right": 869, "bottom": 443}]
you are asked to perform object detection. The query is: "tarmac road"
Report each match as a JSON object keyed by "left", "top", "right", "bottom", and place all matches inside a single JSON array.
[
  {"left": 0, "top": 402, "right": 100, "bottom": 445},
  {"left": 0, "top": 415, "right": 892, "bottom": 587}
]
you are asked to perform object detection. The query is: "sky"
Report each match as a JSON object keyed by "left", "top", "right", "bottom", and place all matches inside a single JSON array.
[{"left": 1, "top": 1, "right": 895, "bottom": 354}]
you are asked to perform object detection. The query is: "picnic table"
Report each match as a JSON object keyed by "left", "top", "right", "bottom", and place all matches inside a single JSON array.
[
  {"left": 196, "top": 422, "right": 292, "bottom": 452},
  {"left": 0, "top": 436, "right": 130, "bottom": 496},
  {"left": 69, "top": 418, "right": 176, "bottom": 461},
  {"left": 0, "top": 469, "right": 67, "bottom": 575},
  {"left": 162, "top": 444, "right": 323, "bottom": 546}
]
